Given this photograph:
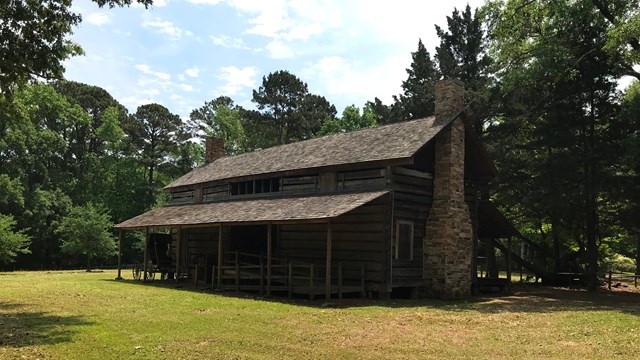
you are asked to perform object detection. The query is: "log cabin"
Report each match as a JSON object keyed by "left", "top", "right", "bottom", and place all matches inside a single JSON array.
[{"left": 115, "top": 79, "right": 515, "bottom": 300}]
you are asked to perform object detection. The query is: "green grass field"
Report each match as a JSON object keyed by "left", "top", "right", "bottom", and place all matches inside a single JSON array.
[{"left": 1, "top": 270, "right": 639, "bottom": 359}]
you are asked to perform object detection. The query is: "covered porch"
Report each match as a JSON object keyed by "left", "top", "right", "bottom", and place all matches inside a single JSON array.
[{"left": 114, "top": 191, "right": 390, "bottom": 300}]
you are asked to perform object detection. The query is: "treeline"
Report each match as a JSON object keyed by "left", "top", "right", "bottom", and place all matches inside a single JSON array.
[{"left": 0, "top": 0, "right": 639, "bottom": 288}]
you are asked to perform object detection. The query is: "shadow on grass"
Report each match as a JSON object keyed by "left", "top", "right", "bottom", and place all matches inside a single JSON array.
[
  {"left": 0, "top": 302, "right": 93, "bottom": 348},
  {"left": 107, "top": 278, "right": 640, "bottom": 316}
]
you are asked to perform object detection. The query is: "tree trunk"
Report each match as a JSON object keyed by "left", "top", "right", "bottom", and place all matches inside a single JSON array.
[
  {"left": 86, "top": 254, "right": 92, "bottom": 272},
  {"left": 636, "top": 233, "right": 640, "bottom": 276}
]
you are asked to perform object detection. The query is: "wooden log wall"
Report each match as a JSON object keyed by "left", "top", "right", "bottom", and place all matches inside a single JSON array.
[
  {"left": 203, "top": 183, "right": 229, "bottom": 201},
  {"left": 390, "top": 166, "right": 484, "bottom": 288},
  {"left": 391, "top": 167, "right": 432, "bottom": 287},
  {"left": 170, "top": 189, "right": 195, "bottom": 204},
  {"left": 171, "top": 226, "right": 220, "bottom": 280},
  {"left": 279, "top": 197, "right": 388, "bottom": 291}
]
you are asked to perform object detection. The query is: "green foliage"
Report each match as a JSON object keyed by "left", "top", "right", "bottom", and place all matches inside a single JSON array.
[
  {"left": 396, "top": 39, "right": 440, "bottom": 120},
  {"left": 189, "top": 96, "right": 247, "bottom": 155},
  {"left": 319, "top": 105, "right": 377, "bottom": 135},
  {"left": 0, "top": 1, "right": 152, "bottom": 95},
  {"left": 602, "top": 253, "right": 637, "bottom": 273},
  {"left": 436, "top": 5, "right": 494, "bottom": 132},
  {"left": 57, "top": 203, "right": 117, "bottom": 270},
  {"left": 128, "top": 103, "right": 187, "bottom": 189},
  {"left": 0, "top": 214, "right": 31, "bottom": 265},
  {"left": 252, "top": 70, "right": 337, "bottom": 145}
]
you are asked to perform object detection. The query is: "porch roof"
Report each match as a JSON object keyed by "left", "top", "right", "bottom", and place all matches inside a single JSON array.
[{"left": 114, "top": 190, "right": 389, "bottom": 229}]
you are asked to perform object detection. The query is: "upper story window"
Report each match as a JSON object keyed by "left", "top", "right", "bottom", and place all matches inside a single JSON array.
[{"left": 230, "top": 177, "right": 280, "bottom": 196}]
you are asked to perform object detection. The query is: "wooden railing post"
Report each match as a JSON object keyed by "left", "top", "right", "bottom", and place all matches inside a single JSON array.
[
  {"left": 325, "top": 221, "right": 333, "bottom": 301},
  {"left": 143, "top": 227, "right": 149, "bottom": 282},
  {"left": 211, "top": 265, "right": 216, "bottom": 289},
  {"left": 259, "top": 254, "right": 264, "bottom": 295},
  {"left": 288, "top": 262, "right": 293, "bottom": 299},
  {"left": 116, "top": 229, "right": 123, "bottom": 280},
  {"left": 309, "top": 264, "right": 315, "bottom": 301},
  {"left": 338, "top": 262, "right": 343, "bottom": 300},
  {"left": 361, "top": 263, "right": 366, "bottom": 298},
  {"left": 235, "top": 260, "right": 240, "bottom": 292},
  {"left": 267, "top": 223, "right": 272, "bottom": 296},
  {"left": 217, "top": 225, "right": 223, "bottom": 289},
  {"left": 608, "top": 271, "right": 612, "bottom": 291}
]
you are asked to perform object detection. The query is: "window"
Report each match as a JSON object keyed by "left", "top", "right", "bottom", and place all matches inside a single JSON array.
[
  {"left": 230, "top": 177, "right": 280, "bottom": 196},
  {"left": 395, "top": 220, "right": 414, "bottom": 260}
]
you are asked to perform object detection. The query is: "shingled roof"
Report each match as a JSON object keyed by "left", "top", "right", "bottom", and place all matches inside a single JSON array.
[
  {"left": 115, "top": 191, "right": 389, "bottom": 229},
  {"left": 166, "top": 115, "right": 457, "bottom": 189}
]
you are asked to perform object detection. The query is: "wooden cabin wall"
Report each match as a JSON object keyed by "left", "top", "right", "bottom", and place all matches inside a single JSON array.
[
  {"left": 278, "top": 197, "right": 388, "bottom": 291},
  {"left": 171, "top": 226, "right": 220, "bottom": 280},
  {"left": 391, "top": 167, "right": 433, "bottom": 287},
  {"left": 390, "top": 167, "right": 482, "bottom": 288}
]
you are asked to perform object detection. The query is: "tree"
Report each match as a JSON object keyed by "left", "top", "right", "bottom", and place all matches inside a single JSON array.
[
  {"left": 319, "top": 105, "right": 377, "bottom": 135},
  {"left": 127, "top": 103, "right": 185, "bottom": 189},
  {"left": 396, "top": 39, "right": 440, "bottom": 120},
  {"left": 484, "top": 0, "right": 629, "bottom": 289},
  {"left": 0, "top": 214, "right": 31, "bottom": 265},
  {"left": 189, "top": 96, "right": 247, "bottom": 155},
  {"left": 435, "top": 5, "right": 493, "bottom": 132},
  {"left": 252, "top": 70, "right": 334, "bottom": 145},
  {"left": 0, "top": 0, "right": 153, "bottom": 95},
  {"left": 58, "top": 203, "right": 117, "bottom": 271}
]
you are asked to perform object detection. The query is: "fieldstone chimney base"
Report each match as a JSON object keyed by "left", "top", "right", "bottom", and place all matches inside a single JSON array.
[{"left": 423, "top": 80, "right": 473, "bottom": 299}]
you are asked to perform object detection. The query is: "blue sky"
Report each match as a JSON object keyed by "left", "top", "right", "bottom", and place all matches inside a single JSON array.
[{"left": 64, "top": 0, "right": 487, "bottom": 118}]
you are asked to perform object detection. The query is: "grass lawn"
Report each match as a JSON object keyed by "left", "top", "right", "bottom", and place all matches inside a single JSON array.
[{"left": 1, "top": 270, "right": 640, "bottom": 359}]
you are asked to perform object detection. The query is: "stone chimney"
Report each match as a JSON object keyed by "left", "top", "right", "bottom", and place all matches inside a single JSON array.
[
  {"left": 423, "top": 79, "right": 473, "bottom": 299},
  {"left": 205, "top": 137, "right": 224, "bottom": 163}
]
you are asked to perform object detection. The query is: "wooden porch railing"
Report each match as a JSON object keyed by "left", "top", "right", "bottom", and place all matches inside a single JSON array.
[{"left": 212, "top": 250, "right": 366, "bottom": 300}]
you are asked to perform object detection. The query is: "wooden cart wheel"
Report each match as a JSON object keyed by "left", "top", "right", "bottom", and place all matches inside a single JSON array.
[
  {"left": 132, "top": 266, "right": 142, "bottom": 280},
  {"left": 146, "top": 270, "right": 155, "bottom": 281}
]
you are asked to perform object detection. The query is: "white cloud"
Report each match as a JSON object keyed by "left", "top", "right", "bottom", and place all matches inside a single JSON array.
[
  {"left": 265, "top": 40, "right": 294, "bottom": 59},
  {"left": 85, "top": 13, "right": 111, "bottom": 26},
  {"left": 132, "top": 0, "right": 167, "bottom": 8},
  {"left": 178, "top": 83, "right": 194, "bottom": 92},
  {"left": 185, "top": 66, "right": 200, "bottom": 78},
  {"left": 141, "top": 17, "right": 194, "bottom": 40},
  {"left": 121, "top": 96, "right": 154, "bottom": 109},
  {"left": 187, "top": 0, "right": 223, "bottom": 4},
  {"left": 301, "top": 55, "right": 407, "bottom": 107},
  {"left": 210, "top": 35, "right": 251, "bottom": 50},
  {"left": 216, "top": 66, "right": 258, "bottom": 96},
  {"left": 135, "top": 64, "right": 172, "bottom": 81}
]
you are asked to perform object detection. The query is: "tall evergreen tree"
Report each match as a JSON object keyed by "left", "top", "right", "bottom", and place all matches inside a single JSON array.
[
  {"left": 435, "top": 5, "right": 493, "bottom": 132},
  {"left": 397, "top": 39, "right": 440, "bottom": 120}
]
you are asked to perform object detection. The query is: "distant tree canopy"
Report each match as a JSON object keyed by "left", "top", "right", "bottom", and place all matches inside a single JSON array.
[{"left": 252, "top": 70, "right": 336, "bottom": 145}]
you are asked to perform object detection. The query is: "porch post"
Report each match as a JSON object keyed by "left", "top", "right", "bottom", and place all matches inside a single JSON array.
[
  {"left": 143, "top": 227, "right": 149, "bottom": 282},
  {"left": 507, "top": 237, "right": 513, "bottom": 292},
  {"left": 217, "top": 224, "right": 223, "bottom": 288},
  {"left": 116, "top": 229, "right": 123, "bottom": 280},
  {"left": 175, "top": 226, "right": 182, "bottom": 285},
  {"left": 325, "top": 221, "right": 333, "bottom": 300},
  {"left": 267, "top": 222, "right": 272, "bottom": 296}
]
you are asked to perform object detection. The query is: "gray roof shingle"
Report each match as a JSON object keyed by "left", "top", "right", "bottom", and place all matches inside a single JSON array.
[
  {"left": 166, "top": 115, "right": 453, "bottom": 189},
  {"left": 115, "top": 191, "right": 389, "bottom": 229}
]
